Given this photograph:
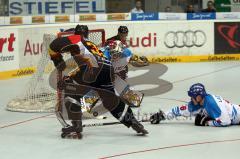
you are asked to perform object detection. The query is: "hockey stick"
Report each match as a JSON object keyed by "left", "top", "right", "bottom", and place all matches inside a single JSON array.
[
  {"left": 83, "top": 118, "right": 149, "bottom": 128},
  {"left": 55, "top": 70, "right": 70, "bottom": 128}
]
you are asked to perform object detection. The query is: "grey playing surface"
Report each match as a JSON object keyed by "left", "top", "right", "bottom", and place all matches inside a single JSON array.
[{"left": 1, "top": 62, "right": 240, "bottom": 159}]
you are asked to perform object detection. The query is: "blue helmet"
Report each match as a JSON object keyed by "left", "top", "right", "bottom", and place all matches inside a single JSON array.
[{"left": 188, "top": 83, "right": 207, "bottom": 98}]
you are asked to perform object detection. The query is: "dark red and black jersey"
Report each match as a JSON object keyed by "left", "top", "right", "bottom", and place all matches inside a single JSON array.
[
  {"left": 49, "top": 34, "right": 105, "bottom": 68},
  {"left": 105, "top": 35, "right": 127, "bottom": 46}
]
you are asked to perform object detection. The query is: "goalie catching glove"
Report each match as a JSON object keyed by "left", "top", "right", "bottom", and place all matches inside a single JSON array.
[{"left": 130, "top": 55, "right": 149, "bottom": 67}]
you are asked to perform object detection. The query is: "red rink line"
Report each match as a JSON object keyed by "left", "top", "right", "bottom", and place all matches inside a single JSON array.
[
  {"left": 0, "top": 113, "right": 54, "bottom": 129},
  {"left": 99, "top": 138, "right": 240, "bottom": 159}
]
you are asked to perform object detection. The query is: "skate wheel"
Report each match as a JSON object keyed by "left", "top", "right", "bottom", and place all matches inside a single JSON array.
[
  {"left": 61, "top": 133, "right": 67, "bottom": 138},
  {"left": 76, "top": 132, "right": 83, "bottom": 139},
  {"left": 93, "top": 112, "right": 98, "bottom": 117}
]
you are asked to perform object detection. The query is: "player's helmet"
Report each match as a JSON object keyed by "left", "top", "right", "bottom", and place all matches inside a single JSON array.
[
  {"left": 118, "top": 26, "right": 129, "bottom": 34},
  {"left": 188, "top": 83, "right": 207, "bottom": 99},
  {"left": 75, "top": 24, "right": 89, "bottom": 38},
  {"left": 107, "top": 40, "right": 124, "bottom": 59}
]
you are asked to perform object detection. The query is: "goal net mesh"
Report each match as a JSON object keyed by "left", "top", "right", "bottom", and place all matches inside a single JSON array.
[{"left": 6, "top": 29, "right": 105, "bottom": 113}]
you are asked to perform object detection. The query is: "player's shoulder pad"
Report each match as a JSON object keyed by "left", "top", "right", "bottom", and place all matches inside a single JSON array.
[
  {"left": 203, "top": 94, "right": 222, "bottom": 119},
  {"left": 103, "top": 49, "right": 111, "bottom": 60},
  {"left": 67, "top": 34, "right": 81, "bottom": 44}
]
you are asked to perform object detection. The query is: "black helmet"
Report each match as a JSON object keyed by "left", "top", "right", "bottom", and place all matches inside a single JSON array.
[
  {"left": 118, "top": 26, "right": 128, "bottom": 34},
  {"left": 75, "top": 24, "right": 89, "bottom": 38}
]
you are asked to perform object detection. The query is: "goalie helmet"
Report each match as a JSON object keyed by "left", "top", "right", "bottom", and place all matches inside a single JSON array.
[
  {"left": 188, "top": 83, "right": 207, "bottom": 99},
  {"left": 107, "top": 40, "right": 125, "bottom": 59},
  {"left": 75, "top": 24, "right": 89, "bottom": 38}
]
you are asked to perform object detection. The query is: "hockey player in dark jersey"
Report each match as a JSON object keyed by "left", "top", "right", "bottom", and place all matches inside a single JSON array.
[
  {"left": 105, "top": 26, "right": 129, "bottom": 46},
  {"left": 49, "top": 25, "right": 148, "bottom": 138}
]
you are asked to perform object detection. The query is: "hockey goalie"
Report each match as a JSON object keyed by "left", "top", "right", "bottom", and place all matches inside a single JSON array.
[{"left": 84, "top": 39, "right": 147, "bottom": 118}]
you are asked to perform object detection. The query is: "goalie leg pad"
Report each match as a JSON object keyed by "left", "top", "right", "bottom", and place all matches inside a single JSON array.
[
  {"left": 121, "top": 88, "right": 144, "bottom": 107},
  {"left": 64, "top": 97, "right": 82, "bottom": 121},
  {"left": 114, "top": 75, "right": 144, "bottom": 107}
]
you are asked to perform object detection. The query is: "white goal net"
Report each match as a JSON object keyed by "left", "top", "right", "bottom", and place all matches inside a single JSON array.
[{"left": 6, "top": 29, "right": 106, "bottom": 113}]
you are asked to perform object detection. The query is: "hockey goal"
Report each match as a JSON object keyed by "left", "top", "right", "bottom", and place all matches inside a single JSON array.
[{"left": 6, "top": 29, "right": 106, "bottom": 113}]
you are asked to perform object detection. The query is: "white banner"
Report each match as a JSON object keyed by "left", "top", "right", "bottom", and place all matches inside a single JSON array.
[
  {"left": 217, "top": 12, "right": 240, "bottom": 19},
  {"left": 88, "top": 21, "right": 213, "bottom": 57},
  {"left": 0, "top": 17, "right": 4, "bottom": 25},
  {"left": 159, "top": 13, "right": 186, "bottom": 20},
  {"left": 0, "top": 29, "right": 19, "bottom": 72},
  {"left": 18, "top": 26, "right": 61, "bottom": 68},
  {"left": 1, "top": 21, "right": 214, "bottom": 70}
]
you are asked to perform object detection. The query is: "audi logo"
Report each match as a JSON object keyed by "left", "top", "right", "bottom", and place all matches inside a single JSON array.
[{"left": 164, "top": 30, "right": 207, "bottom": 48}]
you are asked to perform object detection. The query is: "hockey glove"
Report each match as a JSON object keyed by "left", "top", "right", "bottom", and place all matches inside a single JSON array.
[
  {"left": 130, "top": 55, "right": 149, "bottom": 67},
  {"left": 57, "top": 76, "right": 72, "bottom": 90},
  {"left": 195, "top": 113, "right": 212, "bottom": 126},
  {"left": 150, "top": 110, "right": 166, "bottom": 124}
]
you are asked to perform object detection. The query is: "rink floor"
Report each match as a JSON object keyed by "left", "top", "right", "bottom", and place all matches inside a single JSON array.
[{"left": 1, "top": 62, "right": 240, "bottom": 159}]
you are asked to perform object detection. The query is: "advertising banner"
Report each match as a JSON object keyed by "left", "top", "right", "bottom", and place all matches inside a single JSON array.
[
  {"left": 9, "top": 0, "right": 106, "bottom": 16},
  {"left": 107, "top": 13, "right": 127, "bottom": 21},
  {"left": 131, "top": 13, "right": 158, "bottom": 21},
  {"left": 32, "top": 16, "right": 45, "bottom": 24},
  {"left": 79, "top": 14, "right": 96, "bottom": 21},
  {"left": 0, "top": 17, "right": 4, "bottom": 25},
  {"left": 17, "top": 26, "right": 62, "bottom": 68},
  {"left": 3, "top": 20, "right": 240, "bottom": 79},
  {"left": 216, "top": 12, "right": 240, "bottom": 19},
  {"left": 88, "top": 21, "right": 214, "bottom": 57},
  {"left": 159, "top": 13, "right": 186, "bottom": 20},
  {"left": 0, "top": 29, "right": 19, "bottom": 72},
  {"left": 215, "top": 0, "right": 240, "bottom": 12},
  {"left": 7, "top": 21, "right": 215, "bottom": 70},
  {"left": 55, "top": 15, "right": 70, "bottom": 23},
  {"left": 187, "top": 13, "right": 216, "bottom": 20},
  {"left": 10, "top": 16, "right": 23, "bottom": 25},
  {"left": 215, "top": 22, "right": 240, "bottom": 54}
]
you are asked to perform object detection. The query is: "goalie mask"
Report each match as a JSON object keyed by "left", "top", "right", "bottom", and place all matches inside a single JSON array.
[{"left": 107, "top": 40, "right": 125, "bottom": 60}]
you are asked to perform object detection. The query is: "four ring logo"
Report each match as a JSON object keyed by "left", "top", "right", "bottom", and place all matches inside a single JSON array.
[{"left": 164, "top": 30, "right": 207, "bottom": 48}]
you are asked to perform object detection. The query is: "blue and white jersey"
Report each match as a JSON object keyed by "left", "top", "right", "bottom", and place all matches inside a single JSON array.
[
  {"left": 165, "top": 94, "right": 240, "bottom": 127},
  {"left": 165, "top": 102, "right": 203, "bottom": 120},
  {"left": 103, "top": 48, "right": 132, "bottom": 73}
]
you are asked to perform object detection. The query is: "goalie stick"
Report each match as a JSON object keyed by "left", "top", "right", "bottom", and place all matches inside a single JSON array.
[
  {"left": 55, "top": 70, "right": 69, "bottom": 128},
  {"left": 83, "top": 117, "right": 149, "bottom": 128}
]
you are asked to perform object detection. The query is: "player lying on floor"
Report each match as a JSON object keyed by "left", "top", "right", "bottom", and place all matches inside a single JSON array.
[{"left": 150, "top": 83, "right": 240, "bottom": 127}]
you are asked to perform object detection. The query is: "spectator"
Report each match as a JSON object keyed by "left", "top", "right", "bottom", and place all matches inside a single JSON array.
[
  {"left": 164, "top": 6, "right": 172, "bottom": 12},
  {"left": 130, "top": 0, "right": 144, "bottom": 13},
  {"left": 185, "top": 4, "right": 195, "bottom": 13},
  {"left": 202, "top": 1, "right": 216, "bottom": 13}
]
